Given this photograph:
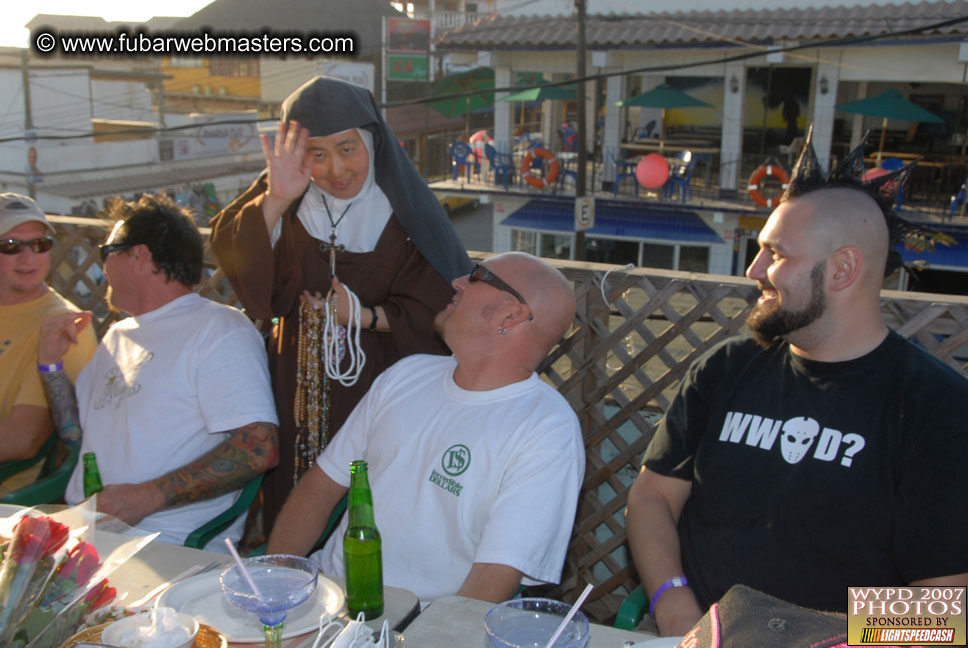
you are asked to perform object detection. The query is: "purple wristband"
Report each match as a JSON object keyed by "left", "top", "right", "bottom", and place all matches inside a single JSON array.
[
  {"left": 38, "top": 361, "right": 64, "bottom": 373},
  {"left": 649, "top": 575, "right": 689, "bottom": 617}
]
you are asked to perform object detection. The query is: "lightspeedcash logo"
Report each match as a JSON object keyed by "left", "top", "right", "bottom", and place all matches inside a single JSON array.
[{"left": 847, "top": 587, "right": 966, "bottom": 645}]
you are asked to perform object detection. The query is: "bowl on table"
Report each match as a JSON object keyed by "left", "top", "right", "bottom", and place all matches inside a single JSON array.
[
  {"left": 485, "top": 597, "right": 589, "bottom": 648},
  {"left": 101, "top": 607, "right": 199, "bottom": 648}
]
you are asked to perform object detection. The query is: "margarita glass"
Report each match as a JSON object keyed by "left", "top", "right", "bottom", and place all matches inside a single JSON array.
[{"left": 220, "top": 554, "right": 318, "bottom": 648}]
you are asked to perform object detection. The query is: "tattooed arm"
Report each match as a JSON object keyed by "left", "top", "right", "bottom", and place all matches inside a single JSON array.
[
  {"left": 38, "top": 371, "right": 83, "bottom": 447},
  {"left": 37, "top": 311, "right": 93, "bottom": 447},
  {"left": 96, "top": 421, "right": 279, "bottom": 527}
]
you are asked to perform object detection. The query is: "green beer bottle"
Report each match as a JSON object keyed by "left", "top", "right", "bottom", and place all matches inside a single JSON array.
[
  {"left": 82, "top": 452, "right": 104, "bottom": 498},
  {"left": 343, "top": 460, "right": 383, "bottom": 618}
]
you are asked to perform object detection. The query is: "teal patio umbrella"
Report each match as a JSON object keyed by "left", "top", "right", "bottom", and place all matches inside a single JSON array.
[
  {"left": 498, "top": 84, "right": 576, "bottom": 103},
  {"left": 428, "top": 67, "right": 495, "bottom": 137},
  {"left": 837, "top": 88, "right": 944, "bottom": 163},
  {"left": 500, "top": 83, "right": 577, "bottom": 131},
  {"left": 617, "top": 83, "right": 712, "bottom": 149}
]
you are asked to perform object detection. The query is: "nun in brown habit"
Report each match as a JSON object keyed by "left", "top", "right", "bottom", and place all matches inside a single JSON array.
[{"left": 211, "top": 77, "right": 471, "bottom": 535}]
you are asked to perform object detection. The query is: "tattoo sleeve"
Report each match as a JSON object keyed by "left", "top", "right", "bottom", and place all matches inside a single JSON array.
[
  {"left": 39, "top": 370, "right": 84, "bottom": 446},
  {"left": 153, "top": 421, "right": 280, "bottom": 508}
]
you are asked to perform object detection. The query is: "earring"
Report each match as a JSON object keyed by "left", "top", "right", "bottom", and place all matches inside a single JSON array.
[{"left": 498, "top": 326, "right": 507, "bottom": 335}]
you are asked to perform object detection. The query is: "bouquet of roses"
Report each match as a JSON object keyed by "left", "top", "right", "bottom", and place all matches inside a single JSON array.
[
  {"left": 0, "top": 515, "right": 68, "bottom": 643},
  {"left": 0, "top": 514, "right": 115, "bottom": 648}
]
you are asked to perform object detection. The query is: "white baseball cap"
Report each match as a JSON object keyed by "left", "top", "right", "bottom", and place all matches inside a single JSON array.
[{"left": 0, "top": 193, "right": 54, "bottom": 237}]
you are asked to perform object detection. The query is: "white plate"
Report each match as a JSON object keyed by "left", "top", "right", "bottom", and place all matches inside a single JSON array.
[
  {"left": 628, "top": 637, "right": 685, "bottom": 648},
  {"left": 157, "top": 568, "right": 345, "bottom": 642}
]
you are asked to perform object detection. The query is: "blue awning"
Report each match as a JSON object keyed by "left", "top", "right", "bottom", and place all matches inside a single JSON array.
[
  {"left": 898, "top": 229, "right": 968, "bottom": 270},
  {"left": 499, "top": 198, "right": 724, "bottom": 244}
]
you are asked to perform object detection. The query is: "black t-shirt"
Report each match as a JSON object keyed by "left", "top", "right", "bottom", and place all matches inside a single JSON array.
[{"left": 643, "top": 331, "right": 968, "bottom": 612}]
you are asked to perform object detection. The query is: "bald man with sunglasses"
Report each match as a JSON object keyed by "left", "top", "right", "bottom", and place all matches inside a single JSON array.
[
  {"left": 268, "top": 252, "right": 584, "bottom": 604},
  {"left": 0, "top": 193, "right": 95, "bottom": 475}
]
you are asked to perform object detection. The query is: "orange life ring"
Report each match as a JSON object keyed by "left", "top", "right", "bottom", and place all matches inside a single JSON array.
[
  {"left": 748, "top": 164, "right": 791, "bottom": 207},
  {"left": 520, "top": 147, "right": 560, "bottom": 189}
]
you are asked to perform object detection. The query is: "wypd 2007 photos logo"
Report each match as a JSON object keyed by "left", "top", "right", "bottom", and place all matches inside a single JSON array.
[{"left": 848, "top": 586, "right": 966, "bottom": 646}]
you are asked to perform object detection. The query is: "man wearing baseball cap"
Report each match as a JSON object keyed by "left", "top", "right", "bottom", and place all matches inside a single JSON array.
[{"left": 0, "top": 193, "right": 95, "bottom": 486}]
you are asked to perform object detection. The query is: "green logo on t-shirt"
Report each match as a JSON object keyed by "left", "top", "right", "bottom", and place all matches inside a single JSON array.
[{"left": 441, "top": 444, "right": 470, "bottom": 476}]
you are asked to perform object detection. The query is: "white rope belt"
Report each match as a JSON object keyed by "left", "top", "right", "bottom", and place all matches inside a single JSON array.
[{"left": 323, "top": 284, "right": 366, "bottom": 387}]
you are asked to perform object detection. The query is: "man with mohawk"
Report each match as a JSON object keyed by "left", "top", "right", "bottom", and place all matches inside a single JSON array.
[{"left": 625, "top": 129, "right": 968, "bottom": 636}]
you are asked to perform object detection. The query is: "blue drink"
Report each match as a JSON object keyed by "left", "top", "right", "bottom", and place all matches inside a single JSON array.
[
  {"left": 220, "top": 555, "right": 318, "bottom": 648},
  {"left": 485, "top": 598, "right": 589, "bottom": 648}
]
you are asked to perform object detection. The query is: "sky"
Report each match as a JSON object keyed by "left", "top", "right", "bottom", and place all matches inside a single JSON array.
[{"left": 2, "top": 0, "right": 216, "bottom": 49}]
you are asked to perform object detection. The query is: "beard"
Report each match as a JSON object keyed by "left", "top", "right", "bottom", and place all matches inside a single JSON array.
[{"left": 747, "top": 262, "right": 826, "bottom": 349}]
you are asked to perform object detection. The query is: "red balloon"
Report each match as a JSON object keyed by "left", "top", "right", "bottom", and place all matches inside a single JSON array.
[{"left": 636, "top": 153, "right": 670, "bottom": 189}]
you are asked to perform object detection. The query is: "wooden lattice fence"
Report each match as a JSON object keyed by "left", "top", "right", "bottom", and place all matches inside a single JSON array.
[
  {"left": 47, "top": 217, "right": 968, "bottom": 624},
  {"left": 528, "top": 258, "right": 968, "bottom": 623}
]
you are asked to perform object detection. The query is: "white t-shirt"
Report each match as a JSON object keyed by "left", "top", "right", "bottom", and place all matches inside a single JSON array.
[
  {"left": 312, "top": 354, "right": 584, "bottom": 601},
  {"left": 66, "top": 293, "right": 278, "bottom": 548}
]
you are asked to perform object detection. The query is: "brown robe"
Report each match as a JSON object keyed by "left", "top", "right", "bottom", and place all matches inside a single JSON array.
[{"left": 210, "top": 176, "right": 454, "bottom": 533}]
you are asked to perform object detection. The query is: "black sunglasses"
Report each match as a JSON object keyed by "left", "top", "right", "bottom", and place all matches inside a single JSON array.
[
  {"left": 98, "top": 242, "right": 136, "bottom": 263},
  {"left": 0, "top": 237, "right": 54, "bottom": 255},
  {"left": 469, "top": 263, "right": 534, "bottom": 321}
]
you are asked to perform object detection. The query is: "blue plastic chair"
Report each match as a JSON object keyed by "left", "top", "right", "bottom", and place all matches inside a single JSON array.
[
  {"left": 634, "top": 120, "right": 656, "bottom": 140},
  {"left": 880, "top": 157, "right": 907, "bottom": 212},
  {"left": 555, "top": 154, "right": 579, "bottom": 193},
  {"left": 449, "top": 142, "right": 477, "bottom": 182},
  {"left": 610, "top": 151, "right": 639, "bottom": 197},
  {"left": 663, "top": 150, "right": 696, "bottom": 203},
  {"left": 949, "top": 177, "right": 968, "bottom": 222},
  {"left": 525, "top": 140, "right": 545, "bottom": 174},
  {"left": 485, "top": 143, "right": 515, "bottom": 190}
]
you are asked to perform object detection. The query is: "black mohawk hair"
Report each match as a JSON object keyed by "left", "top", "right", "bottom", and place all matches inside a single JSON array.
[{"left": 782, "top": 124, "right": 950, "bottom": 276}]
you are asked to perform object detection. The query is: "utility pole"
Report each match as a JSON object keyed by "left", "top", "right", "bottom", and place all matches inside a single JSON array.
[
  {"left": 574, "top": 0, "right": 587, "bottom": 261},
  {"left": 21, "top": 50, "right": 36, "bottom": 199}
]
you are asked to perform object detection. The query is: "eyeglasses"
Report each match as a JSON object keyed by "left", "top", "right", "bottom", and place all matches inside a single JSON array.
[
  {"left": 0, "top": 237, "right": 54, "bottom": 255},
  {"left": 469, "top": 263, "right": 534, "bottom": 321},
  {"left": 98, "top": 243, "right": 134, "bottom": 263}
]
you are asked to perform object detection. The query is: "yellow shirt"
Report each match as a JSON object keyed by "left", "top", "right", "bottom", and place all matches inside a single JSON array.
[{"left": 0, "top": 289, "right": 97, "bottom": 419}]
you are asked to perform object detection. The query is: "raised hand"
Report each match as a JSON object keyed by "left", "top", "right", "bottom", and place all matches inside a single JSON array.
[
  {"left": 261, "top": 120, "right": 312, "bottom": 231},
  {"left": 38, "top": 311, "right": 93, "bottom": 365}
]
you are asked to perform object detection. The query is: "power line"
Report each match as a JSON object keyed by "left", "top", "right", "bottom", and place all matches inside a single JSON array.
[{"left": 2, "top": 12, "right": 966, "bottom": 144}]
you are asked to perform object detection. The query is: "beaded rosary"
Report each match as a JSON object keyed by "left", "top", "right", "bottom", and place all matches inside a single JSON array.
[
  {"left": 292, "top": 195, "right": 368, "bottom": 482},
  {"left": 294, "top": 298, "right": 328, "bottom": 481}
]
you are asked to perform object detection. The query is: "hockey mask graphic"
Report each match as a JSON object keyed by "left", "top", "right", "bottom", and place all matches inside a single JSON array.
[{"left": 780, "top": 417, "right": 820, "bottom": 464}]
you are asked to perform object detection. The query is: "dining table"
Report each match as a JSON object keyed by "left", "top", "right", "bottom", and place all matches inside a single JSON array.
[
  {"left": 98, "top": 533, "right": 420, "bottom": 647},
  {"left": 105, "top": 539, "right": 660, "bottom": 647},
  {"left": 0, "top": 504, "right": 416, "bottom": 648},
  {"left": 3, "top": 505, "right": 658, "bottom": 648},
  {"left": 101, "top": 536, "right": 660, "bottom": 647},
  {"left": 403, "top": 595, "right": 658, "bottom": 648}
]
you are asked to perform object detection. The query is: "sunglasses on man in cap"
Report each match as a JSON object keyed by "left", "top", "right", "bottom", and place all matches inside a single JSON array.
[{"left": 0, "top": 236, "right": 54, "bottom": 255}]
